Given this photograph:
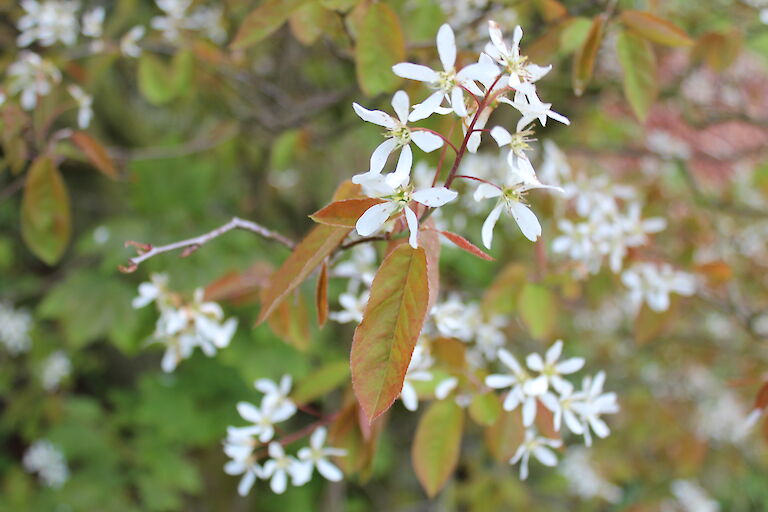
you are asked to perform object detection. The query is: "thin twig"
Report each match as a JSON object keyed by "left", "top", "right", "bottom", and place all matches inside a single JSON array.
[
  {"left": 119, "top": 217, "right": 295, "bottom": 273},
  {"left": 0, "top": 173, "right": 27, "bottom": 202}
]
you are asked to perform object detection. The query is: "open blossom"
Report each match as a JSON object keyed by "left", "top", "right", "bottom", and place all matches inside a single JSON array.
[
  {"left": 68, "top": 84, "right": 93, "bottom": 129},
  {"left": 81, "top": 6, "right": 104, "bottom": 38},
  {"left": 510, "top": 429, "right": 562, "bottom": 480},
  {"left": 507, "top": 82, "right": 570, "bottom": 132},
  {"left": 474, "top": 155, "right": 562, "bottom": 247},
  {"left": 328, "top": 290, "right": 368, "bottom": 324},
  {"left": 485, "top": 348, "right": 542, "bottom": 426},
  {"left": 236, "top": 400, "right": 294, "bottom": 444},
  {"left": 120, "top": 25, "right": 145, "bottom": 58},
  {"left": 524, "top": 340, "right": 585, "bottom": 395},
  {"left": 23, "top": 440, "right": 69, "bottom": 488},
  {"left": 540, "top": 381, "right": 586, "bottom": 435},
  {"left": 352, "top": 90, "right": 443, "bottom": 182},
  {"left": 560, "top": 448, "right": 623, "bottom": 503},
  {"left": 484, "top": 22, "right": 551, "bottom": 88},
  {"left": 297, "top": 427, "right": 347, "bottom": 482},
  {"left": 331, "top": 244, "right": 377, "bottom": 288},
  {"left": 255, "top": 375, "right": 297, "bottom": 420},
  {"left": 0, "top": 301, "right": 33, "bottom": 355},
  {"left": 262, "top": 442, "right": 311, "bottom": 494},
  {"left": 571, "top": 371, "right": 619, "bottom": 446},
  {"left": 392, "top": 24, "right": 497, "bottom": 120},
  {"left": 399, "top": 342, "right": 434, "bottom": 411},
  {"left": 7, "top": 51, "right": 61, "bottom": 110},
  {"left": 621, "top": 262, "right": 696, "bottom": 312},
  {"left": 355, "top": 173, "right": 457, "bottom": 248},
  {"left": 17, "top": 0, "right": 79, "bottom": 48}
]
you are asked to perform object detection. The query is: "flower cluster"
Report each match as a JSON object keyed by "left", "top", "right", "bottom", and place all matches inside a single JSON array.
[
  {"left": 132, "top": 273, "right": 237, "bottom": 372},
  {"left": 22, "top": 439, "right": 69, "bottom": 488},
  {"left": 0, "top": 301, "right": 33, "bottom": 355},
  {"left": 350, "top": 21, "right": 569, "bottom": 250},
  {"left": 223, "top": 375, "right": 346, "bottom": 496},
  {"left": 621, "top": 262, "right": 696, "bottom": 313}
]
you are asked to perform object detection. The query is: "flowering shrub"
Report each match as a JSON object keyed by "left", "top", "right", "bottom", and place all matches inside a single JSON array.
[{"left": 2, "top": 1, "right": 768, "bottom": 510}]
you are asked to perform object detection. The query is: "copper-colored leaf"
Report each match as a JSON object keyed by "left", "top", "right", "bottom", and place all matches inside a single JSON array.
[
  {"left": 204, "top": 262, "right": 273, "bottom": 304},
  {"left": 420, "top": 223, "right": 441, "bottom": 311},
  {"left": 316, "top": 261, "right": 329, "bottom": 327},
  {"left": 310, "top": 198, "right": 385, "bottom": 227},
  {"left": 754, "top": 381, "right": 768, "bottom": 411},
  {"left": 431, "top": 338, "right": 466, "bottom": 371},
  {"left": 439, "top": 230, "right": 494, "bottom": 261},
  {"left": 71, "top": 131, "right": 118, "bottom": 179},
  {"left": 231, "top": 0, "right": 314, "bottom": 50},
  {"left": 572, "top": 14, "right": 605, "bottom": 96},
  {"left": 267, "top": 291, "right": 311, "bottom": 351},
  {"left": 620, "top": 10, "right": 693, "bottom": 47},
  {"left": 485, "top": 408, "right": 525, "bottom": 462},
  {"left": 351, "top": 244, "right": 430, "bottom": 423},
  {"left": 694, "top": 30, "right": 743, "bottom": 72},
  {"left": 328, "top": 395, "right": 384, "bottom": 478},
  {"left": 257, "top": 182, "right": 361, "bottom": 324},
  {"left": 21, "top": 156, "right": 71, "bottom": 265},
  {"left": 412, "top": 400, "right": 464, "bottom": 497}
]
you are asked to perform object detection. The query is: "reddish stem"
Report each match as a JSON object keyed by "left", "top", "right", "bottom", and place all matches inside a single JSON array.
[{"left": 453, "top": 174, "right": 497, "bottom": 186}]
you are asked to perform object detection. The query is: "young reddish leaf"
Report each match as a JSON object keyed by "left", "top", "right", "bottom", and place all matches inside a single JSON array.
[
  {"left": 620, "top": 11, "right": 693, "bottom": 47},
  {"left": 412, "top": 400, "right": 464, "bottom": 497},
  {"left": 484, "top": 409, "right": 525, "bottom": 462},
  {"left": 351, "top": 244, "right": 430, "bottom": 423},
  {"left": 439, "top": 230, "right": 494, "bottom": 261},
  {"left": 267, "top": 291, "right": 311, "bottom": 351},
  {"left": 21, "top": 156, "right": 71, "bottom": 265},
  {"left": 291, "top": 360, "right": 350, "bottom": 405},
  {"left": 316, "top": 261, "right": 329, "bottom": 327},
  {"left": 420, "top": 224, "right": 441, "bottom": 311},
  {"left": 310, "top": 198, "right": 385, "bottom": 227},
  {"left": 329, "top": 395, "right": 384, "bottom": 478},
  {"left": 534, "top": 0, "right": 567, "bottom": 22},
  {"left": 694, "top": 31, "right": 742, "bottom": 72},
  {"left": 355, "top": 2, "right": 405, "bottom": 96},
  {"left": 71, "top": 131, "right": 118, "bottom": 179},
  {"left": 257, "top": 182, "right": 361, "bottom": 324},
  {"left": 469, "top": 392, "right": 502, "bottom": 427},
  {"left": 231, "top": 0, "right": 314, "bottom": 50},
  {"left": 616, "top": 29, "right": 657, "bottom": 122},
  {"left": 204, "top": 262, "right": 273, "bottom": 305},
  {"left": 572, "top": 14, "right": 605, "bottom": 96},
  {"left": 755, "top": 381, "right": 768, "bottom": 411}
]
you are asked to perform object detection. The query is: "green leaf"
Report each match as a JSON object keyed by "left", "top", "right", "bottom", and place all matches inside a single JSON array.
[
  {"left": 290, "top": 3, "right": 336, "bottom": 46},
  {"left": 138, "top": 51, "right": 194, "bottom": 106},
  {"left": 292, "top": 360, "right": 350, "bottom": 404},
  {"left": 355, "top": 2, "right": 405, "bottom": 96},
  {"left": 518, "top": 283, "right": 558, "bottom": 339},
  {"left": 572, "top": 14, "right": 605, "bottom": 96},
  {"left": 412, "top": 400, "right": 464, "bottom": 497},
  {"left": 559, "top": 17, "right": 592, "bottom": 55},
  {"left": 484, "top": 409, "right": 525, "bottom": 462},
  {"left": 469, "top": 392, "right": 502, "bottom": 426},
  {"left": 617, "top": 29, "right": 657, "bottom": 122},
  {"left": 351, "top": 244, "right": 430, "bottom": 422},
  {"left": 231, "top": 0, "right": 315, "bottom": 50},
  {"left": 620, "top": 11, "right": 693, "bottom": 47},
  {"left": 21, "top": 156, "right": 71, "bottom": 265}
]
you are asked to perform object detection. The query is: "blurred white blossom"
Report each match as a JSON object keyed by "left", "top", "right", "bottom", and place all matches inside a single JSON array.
[
  {"left": 23, "top": 440, "right": 69, "bottom": 488},
  {"left": 7, "top": 51, "right": 61, "bottom": 110},
  {"left": 40, "top": 350, "right": 71, "bottom": 391},
  {"left": 0, "top": 301, "right": 33, "bottom": 355},
  {"left": 17, "top": 0, "right": 79, "bottom": 48}
]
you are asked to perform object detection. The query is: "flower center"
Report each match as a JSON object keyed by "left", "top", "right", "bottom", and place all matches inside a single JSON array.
[
  {"left": 436, "top": 69, "right": 457, "bottom": 93},
  {"left": 387, "top": 123, "right": 411, "bottom": 146}
]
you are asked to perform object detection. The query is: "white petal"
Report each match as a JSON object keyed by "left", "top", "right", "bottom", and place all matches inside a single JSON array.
[
  {"left": 404, "top": 207, "right": 419, "bottom": 248},
  {"left": 437, "top": 24, "right": 456, "bottom": 71},
  {"left": 564, "top": 410, "right": 584, "bottom": 434},
  {"left": 498, "top": 349, "right": 522, "bottom": 373},
  {"left": 481, "top": 202, "right": 504, "bottom": 249},
  {"left": 317, "top": 459, "right": 344, "bottom": 482},
  {"left": 408, "top": 91, "right": 446, "bottom": 122},
  {"left": 237, "top": 402, "right": 262, "bottom": 423},
  {"left": 490, "top": 126, "right": 512, "bottom": 147},
  {"left": 352, "top": 102, "right": 396, "bottom": 128},
  {"left": 526, "top": 353, "right": 544, "bottom": 371},
  {"left": 473, "top": 183, "right": 503, "bottom": 201},
  {"left": 510, "top": 202, "right": 542, "bottom": 242},
  {"left": 392, "top": 62, "right": 439, "bottom": 83},
  {"left": 457, "top": 61, "right": 499, "bottom": 85},
  {"left": 238, "top": 470, "right": 256, "bottom": 496},
  {"left": 385, "top": 145, "right": 413, "bottom": 188},
  {"left": 311, "top": 427, "right": 327, "bottom": 449},
  {"left": 356, "top": 202, "right": 399, "bottom": 237},
  {"left": 401, "top": 381, "right": 418, "bottom": 411},
  {"left": 451, "top": 86, "right": 467, "bottom": 117},
  {"left": 369, "top": 138, "right": 398, "bottom": 174},
  {"left": 412, "top": 187, "right": 458, "bottom": 207},
  {"left": 524, "top": 375, "right": 549, "bottom": 396},
  {"left": 589, "top": 417, "right": 610, "bottom": 438},
  {"left": 555, "top": 358, "right": 585, "bottom": 374},
  {"left": 391, "top": 90, "right": 410, "bottom": 124},
  {"left": 502, "top": 390, "right": 522, "bottom": 411},
  {"left": 533, "top": 446, "right": 558, "bottom": 467},
  {"left": 522, "top": 397, "right": 537, "bottom": 426},
  {"left": 546, "top": 340, "right": 563, "bottom": 364},
  {"left": 548, "top": 109, "right": 570, "bottom": 125},
  {"left": 225, "top": 459, "right": 246, "bottom": 475},
  {"left": 488, "top": 21, "right": 506, "bottom": 55},
  {"left": 410, "top": 130, "right": 444, "bottom": 152},
  {"left": 485, "top": 374, "right": 516, "bottom": 389},
  {"left": 271, "top": 470, "right": 287, "bottom": 494}
]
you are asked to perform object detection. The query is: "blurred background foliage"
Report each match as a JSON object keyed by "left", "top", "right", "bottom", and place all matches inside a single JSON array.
[{"left": 1, "top": 0, "right": 768, "bottom": 510}]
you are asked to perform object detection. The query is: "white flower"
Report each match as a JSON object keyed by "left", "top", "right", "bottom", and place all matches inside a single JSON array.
[
  {"left": 186, "top": 5, "right": 227, "bottom": 44},
  {"left": 435, "top": 377, "right": 459, "bottom": 400},
  {"left": 0, "top": 301, "right": 33, "bottom": 355},
  {"left": 354, "top": 173, "right": 457, "bottom": 248},
  {"left": 328, "top": 291, "right": 369, "bottom": 324},
  {"left": 551, "top": 218, "right": 606, "bottom": 274},
  {"left": 297, "top": 427, "right": 347, "bottom": 482},
  {"left": 509, "top": 428, "right": 562, "bottom": 480},
  {"left": 17, "top": 0, "right": 79, "bottom": 48},
  {"left": 524, "top": 340, "right": 585, "bottom": 395},
  {"left": 223, "top": 427, "right": 263, "bottom": 496},
  {"left": 392, "top": 23, "right": 497, "bottom": 121},
  {"left": 151, "top": 0, "right": 191, "bottom": 42},
  {"left": 67, "top": 84, "right": 93, "bottom": 129},
  {"left": 40, "top": 350, "right": 71, "bottom": 391},
  {"left": 261, "top": 442, "right": 311, "bottom": 494},
  {"left": 7, "top": 51, "right": 61, "bottom": 110},
  {"left": 235, "top": 400, "right": 293, "bottom": 444},
  {"left": 540, "top": 382, "right": 585, "bottom": 435},
  {"left": 225, "top": 456, "right": 263, "bottom": 497},
  {"left": 621, "top": 262, "right": 696, "bottom": 313},
  {"left": 571, "top": 371, "right": 619, "bottom": 447},
  {"left": 474, "top": 155, "right": 562, "bottom": 247},
  {"left": 670, "top": 479, "right": 720, "bottom": 512},
  {"left": 484, "top": 21, "right": 551, "bottom": 88},
  {"left": 431, "top": 295, "right": 478, "bottom": 341},
  {"left": 132, "top": 273, "right": 169, "bottom": 309},
  {"left": 538, "top": 140, "right": 572, "bottom": 187},
  {"left": 507, "top": 82, "right": 570, "bottom": 132},
  {"left": 352, "top": 90, "right": 443, "bottom": 183},
  {"left": 120, "top": 25, "right": 145, "bottom": 58},
  {"left": 255, "top": 375, "right": 297, "bottom": 420},
  {"left": 331, "top": 244, "right": 377, "bottom": 288},
  {"left": 81, "top": 6, "right": 105, "bottom": 38},
  {"left": 560, "top": 448, "right": 623, "bottom": 503},
  {"left": 23, "top": 440, "right": 69, "bottom": 488},
  {"left": 485, "top": 348, "right": 541, "bottom": 426},
  {"left": 400, "top": 342, "right": 434, "bottom": 411}
]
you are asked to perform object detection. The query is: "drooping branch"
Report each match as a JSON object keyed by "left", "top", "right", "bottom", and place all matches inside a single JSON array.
[{"left": 119, "top": 217, "right": 295, "bottom": 273}]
